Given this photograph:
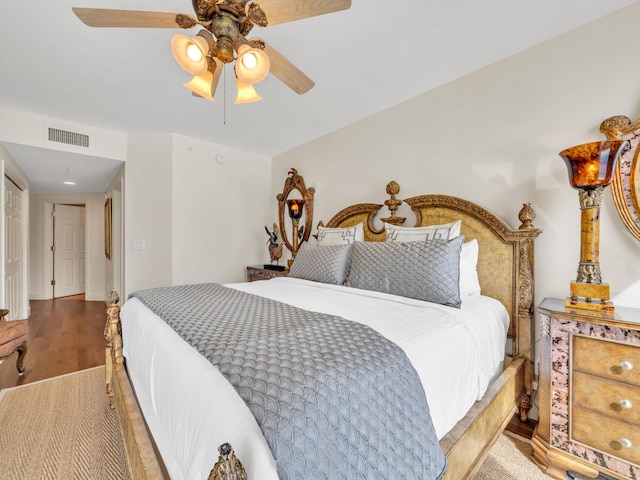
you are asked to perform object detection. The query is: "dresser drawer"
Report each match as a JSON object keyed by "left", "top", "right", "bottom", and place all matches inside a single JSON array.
[
  {"left": 572, "top": 371, "right": 640, "bottom": 425},
  {"left": 572, "top": 406, "right": 640, "bottom": 465},
  {"left": 573, "top": 335, "right": 640, "bottom": 386}
]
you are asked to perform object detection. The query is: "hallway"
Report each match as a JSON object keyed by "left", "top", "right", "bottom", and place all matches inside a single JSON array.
[{"left": 0, "top": 296, "right": 106, "bottom": 390}]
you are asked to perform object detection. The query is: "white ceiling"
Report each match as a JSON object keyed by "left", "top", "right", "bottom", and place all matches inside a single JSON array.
[{"left": 1, "top": 0, "right": 638, "bottom": 193}]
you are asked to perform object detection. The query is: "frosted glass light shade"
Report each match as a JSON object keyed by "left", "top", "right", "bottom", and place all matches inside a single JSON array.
[
  {"left": 184, "top": 58, "right": 224, "bottom": 102},
  {"left": 235, "top": 79, "right": 262, "bottom": 104},
  {"left": 234, "top": 44, "right": 270, "bottom": 85},
  {"left": 171, "top": 34, "right": 210, "bottom": 76}
]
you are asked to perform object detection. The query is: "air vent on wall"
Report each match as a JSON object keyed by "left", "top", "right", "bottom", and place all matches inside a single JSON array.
[{"left": 47, "top": 127, "right": 90, "bottom": 148}]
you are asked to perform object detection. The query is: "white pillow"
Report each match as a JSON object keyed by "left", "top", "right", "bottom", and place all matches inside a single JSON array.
[
  {"left": 460, "top": 239, "right": 481, "bottom": 295},
  {"left": 317, "top": 223, "right": 364, "bottom": 245},
  {"left": 385, "top": 220, "right": 461, "bottom": 242}
]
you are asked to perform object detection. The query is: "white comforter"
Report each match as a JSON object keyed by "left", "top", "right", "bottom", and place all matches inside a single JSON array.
[{"left": 121, "top": 277, "right": 509, "bottom": 480}]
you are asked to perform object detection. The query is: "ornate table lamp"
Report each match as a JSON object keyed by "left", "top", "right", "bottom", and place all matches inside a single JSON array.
[{"left": 559, "top": 139, "right": 628, "bottom": 312}]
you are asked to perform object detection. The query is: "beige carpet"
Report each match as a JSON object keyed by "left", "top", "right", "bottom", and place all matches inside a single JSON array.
[
  {"left": 475, "top": 431, "right": 611, "bottom": 480},
  {"left": 0, "top": 366, "right": 130, "bottom": 480},
  {"left": 475, "top": 432, "right": 552, "bottom": 479}
]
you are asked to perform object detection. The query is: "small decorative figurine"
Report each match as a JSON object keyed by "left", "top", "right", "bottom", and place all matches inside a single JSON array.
[{"left": 265, "top": 223, "right": 283, "bottom": 267}]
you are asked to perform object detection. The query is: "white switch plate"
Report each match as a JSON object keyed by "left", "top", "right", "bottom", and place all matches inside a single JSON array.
[{"left": 131, "top": 239, "right": 145, "bottom": 250}]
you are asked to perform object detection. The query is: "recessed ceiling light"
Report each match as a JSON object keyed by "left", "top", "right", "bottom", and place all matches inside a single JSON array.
[{"left": 64, "top": 181, "right": 76, "bottom": 185}]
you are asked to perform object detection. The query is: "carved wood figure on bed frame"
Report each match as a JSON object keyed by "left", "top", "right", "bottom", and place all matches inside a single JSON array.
[{"left": 104, "top": 181, "right": 540, "bottom": 480}]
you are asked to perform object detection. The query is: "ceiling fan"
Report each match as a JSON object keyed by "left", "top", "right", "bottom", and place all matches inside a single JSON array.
[{"left": 73, "top": 0, "right": 351, "bottom": 103}]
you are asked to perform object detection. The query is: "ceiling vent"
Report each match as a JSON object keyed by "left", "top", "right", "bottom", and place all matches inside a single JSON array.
[{"left": 47, "top": 127, "right": 90, "bottom": 148}]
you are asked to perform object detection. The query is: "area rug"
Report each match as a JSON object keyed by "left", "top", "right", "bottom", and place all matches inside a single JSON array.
[
  {"left": 0, "top": 366, "right": 130, "bottom": 480},
  {"left": 474, "top": 432, "right": 551, "bottom": 479},
  {"left": 0, "top": 367, "right": 608, "bottom": 480},
  {"left": 474, "top": 431, "right": 611, "bottom": 480}
]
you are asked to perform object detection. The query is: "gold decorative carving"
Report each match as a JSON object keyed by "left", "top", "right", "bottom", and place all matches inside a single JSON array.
[
  {"left": 104, "top": 290, "right": 122, "bottom": 409},
  {"left": 519, "top": 203, "right": 536, "bottom": 229},
  {"left": 578, "top": 186, "right": 603, "bottom": 209},
  {"left": 105, "top": 290, "right": 123, "bottom": 366},
  {"left": 175, "top": 13, "right": 199, "bottom": 29},
  {"left": 208, "top": 443, "right": 247, "bottom": 480},
  {"left": 245, "top": 2, "right": 267, "bottom": 27},
  {"left": 319, "top": 182, "right": 408, "bottom": 239},
  {"left": 600, "top": 115, "right": 640, "bottom": 241},
  {"left": 381, "top": 181, "right": 406, "bottom": 226},
  {"left": 277, "top": 168, "right": 315, "bottom": 261}
]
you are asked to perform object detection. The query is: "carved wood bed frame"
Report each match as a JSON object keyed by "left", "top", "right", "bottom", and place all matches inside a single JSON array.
[{"left": 104, "top": 181, "right": 540, "bottom": 480}]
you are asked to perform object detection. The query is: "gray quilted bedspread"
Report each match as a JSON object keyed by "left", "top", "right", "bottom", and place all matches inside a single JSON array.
[{"left": 130, "top": 283, "right": 447, "bottom": 480}]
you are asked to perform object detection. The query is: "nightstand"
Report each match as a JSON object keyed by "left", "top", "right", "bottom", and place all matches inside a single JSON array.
[
  {"left": 246, "top": 265, "right": 288, "bottom": 282},
  {"left": 532, "top": 298, "right": 640, "bottom": 480}
]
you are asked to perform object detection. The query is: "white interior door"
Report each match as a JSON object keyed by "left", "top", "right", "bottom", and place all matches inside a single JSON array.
[
  {"left": 4, "top": 177, "right": 23, "bottom": 319},
  {"left": 53, "top": 204, "right": 85, "bottom": 298}
]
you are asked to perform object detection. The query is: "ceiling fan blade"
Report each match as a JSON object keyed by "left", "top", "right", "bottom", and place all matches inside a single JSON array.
[
  {"left": 262, "top": 42, "right": 314, "bottom": 95},
  {"left": 256, "top": 0, "right": 351, "bottom": 26},
  {"left": 72, "top": 8, "right": 195, "bottom": 28}
]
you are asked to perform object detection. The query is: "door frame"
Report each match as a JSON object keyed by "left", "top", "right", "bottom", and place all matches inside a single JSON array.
[
  {"left": 2, "top": 163, "right": 29, "bottom": 319},
  {"left": 43, "top": 201, "right": 89, "bottom": 300}
]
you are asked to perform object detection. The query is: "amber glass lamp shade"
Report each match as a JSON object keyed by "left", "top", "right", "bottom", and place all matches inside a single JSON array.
[
  {"left": 286, "top": 199, "right": 305, "bottom": 220},
  {"left": 559, "top": 140, "right": 627, "bottom": 190}
]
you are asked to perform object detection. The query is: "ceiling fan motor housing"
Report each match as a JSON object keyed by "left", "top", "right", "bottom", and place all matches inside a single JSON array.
[{"left": 210, "top": 14, "right": 242, "bottom": 63}]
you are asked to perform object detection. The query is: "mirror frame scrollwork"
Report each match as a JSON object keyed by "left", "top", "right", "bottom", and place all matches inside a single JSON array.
[
  {"left": 276, "top": 168, "right": 315, "bottom": 256},
  {"left": 600, "top": 115, "right": 640, "bottom": 242}
]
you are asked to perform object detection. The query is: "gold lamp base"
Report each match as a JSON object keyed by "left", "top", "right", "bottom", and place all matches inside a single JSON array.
[{"left": 566, "top": 281, "right": 614, "bottom": 312}]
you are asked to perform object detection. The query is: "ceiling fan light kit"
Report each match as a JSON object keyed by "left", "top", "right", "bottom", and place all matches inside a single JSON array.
[
  {"left": 171, "top": 33, "right": 211, "bottom": 76},
  {"left": 73, "top": 0, "right": 351, "bottom": 104},
  {"left": 235, "top": 79, "right": 263, "bottom": 104},
  {"left": 184, "top": 57, "right": 224, "bottom": 101},
  {"left": 235, "top": 44, "right": 270, "bottom": 85}
]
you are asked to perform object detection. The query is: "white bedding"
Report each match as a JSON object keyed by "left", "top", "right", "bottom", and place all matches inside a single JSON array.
[{"left": 121, "top": 277, "right": 509, "bottom": 480}]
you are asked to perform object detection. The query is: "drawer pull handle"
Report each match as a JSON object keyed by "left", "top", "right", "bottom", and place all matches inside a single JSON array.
[
  {"left": 611, "top": 361, "right": 634, "bottom": 374},
  {"left": 619, "top": 399, "right": 633, "bottom": 409},
  {"left": 620, "top": 438, "right": 633, "bottom": 449},
  {"left": 620, "top": 361, "right": 633, "bottom": 370}
]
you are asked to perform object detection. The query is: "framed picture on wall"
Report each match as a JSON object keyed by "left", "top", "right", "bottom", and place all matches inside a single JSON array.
[{"left": 104, "top": 197, "right": 112, "bottom": 260}]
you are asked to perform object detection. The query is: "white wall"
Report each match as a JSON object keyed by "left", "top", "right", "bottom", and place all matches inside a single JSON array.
[
  {"left": 171, "top": 135, "right": 271, "bottom": 286},
  {"left": 0, "top": 106, "right": 126, "bottom": 161},
  {"left": 124, "top": 134, "right": 173, "bottom": 296},
  {"left": 272, "top": 4, "right": 640, "bottom": 309},
  {"left": 123, "top": 133, "right": 271, "bottom": 298},
  {"left": 29, "top": 192, "right": 106, "bottom": 301}
]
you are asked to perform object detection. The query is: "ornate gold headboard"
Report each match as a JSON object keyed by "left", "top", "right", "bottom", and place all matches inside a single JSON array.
[{"left": 319, "top": 182, "right": 541, "bottom": 359}]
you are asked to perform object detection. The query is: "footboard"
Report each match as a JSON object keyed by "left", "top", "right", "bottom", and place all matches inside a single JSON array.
[
  {"left": 105, "top": 291, "right": 166, "bottom": 479},
  {"left": 440, "top": 356, "right": 527, "bottom": 479}
]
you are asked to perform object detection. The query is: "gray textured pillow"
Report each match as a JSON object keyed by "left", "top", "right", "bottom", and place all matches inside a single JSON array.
[
  {"left": 346, "top": 236, "right": 464, "bottom": 308},
  {"left": 288, "top": 243, "right": 354, "bottom": 285}
]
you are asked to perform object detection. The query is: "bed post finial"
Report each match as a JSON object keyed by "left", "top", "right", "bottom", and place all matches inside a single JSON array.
[
  {"left": 208, "top": 443, "right": 247, "bottom": 480},
  {"left": 518, "top": 203, "right": 536, "bottom": 229},
  {"left": 381, "top": 181, "right": 406, "bottom": 226}
]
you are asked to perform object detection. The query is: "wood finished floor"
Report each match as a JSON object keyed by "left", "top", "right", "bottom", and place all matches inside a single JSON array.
[{"left": 0, "top": 295, "right": 106, "bottom": 390}]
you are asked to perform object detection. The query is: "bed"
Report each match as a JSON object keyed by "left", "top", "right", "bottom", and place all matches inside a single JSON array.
[{"left": 104, "top": 182, "right": 541, "bottom": 479}]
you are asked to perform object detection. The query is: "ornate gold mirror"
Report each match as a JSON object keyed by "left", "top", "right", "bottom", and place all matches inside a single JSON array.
[
  {"left": 277, "top": 168, "right": 315, "bottom": 266},
  {"left": 600, "top": 115, "right": 640, "bottom": 241}
]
